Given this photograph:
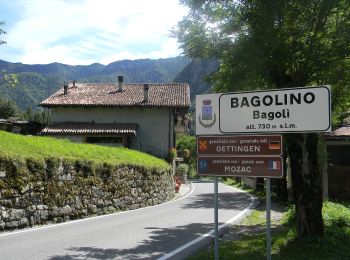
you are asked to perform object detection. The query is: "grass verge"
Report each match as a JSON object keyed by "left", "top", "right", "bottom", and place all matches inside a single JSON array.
[
  {"left": 0, "top": 130, "right": 170, "bottom": 170},
  {"left": 189, "top": 178, "right": 350, "bottom": 259}
]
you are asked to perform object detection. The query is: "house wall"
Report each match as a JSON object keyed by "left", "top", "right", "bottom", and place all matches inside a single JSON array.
[{"left": 50, "top": 107, "right": 174, "bottom": 158}]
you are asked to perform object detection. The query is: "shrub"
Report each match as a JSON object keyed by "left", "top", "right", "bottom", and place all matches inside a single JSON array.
[
  {"left": 177, "top": 163, "right": 189, "bottom": 174},
  {"left": 176, "top": 135, "right": 196, "bottom": 164},
  {"left": 168, "top": 147, "right": 177, "bottom": 161}
]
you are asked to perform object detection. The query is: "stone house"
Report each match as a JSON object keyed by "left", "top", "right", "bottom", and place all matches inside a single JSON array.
[{"left": 39, "top": 77, "right": 190, "bottom": 158}]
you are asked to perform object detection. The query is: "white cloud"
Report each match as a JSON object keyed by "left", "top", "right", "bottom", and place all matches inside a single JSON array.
[{"left": 3, "top": 0, "right": 188, "bottom": 65}]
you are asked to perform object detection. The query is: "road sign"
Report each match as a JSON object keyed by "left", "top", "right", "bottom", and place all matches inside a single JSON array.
[
  {"left": 197, "top": 135, "right": 282, "bottom": 156},
  {"left": 196, "top": 86, "right": 331, "bottom": 135},
  {"left": 197, "top": 156, "right": 283, "bottom": 178}
]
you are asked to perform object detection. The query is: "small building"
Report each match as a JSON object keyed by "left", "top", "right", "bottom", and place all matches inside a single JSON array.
[
  {"left": 324, "top": 125, "right": 350, "bottom": 201},
  {"left": 39, "top": 77, "right": 190, "bottom": 158}
]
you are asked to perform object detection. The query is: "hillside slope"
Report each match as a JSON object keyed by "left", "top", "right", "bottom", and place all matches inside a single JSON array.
[
  {"left": 0, "top": 57, "right": 190, "bottom": 111},
  {"left": 174, "top": 59, "right": 219, "bottom": 103}
]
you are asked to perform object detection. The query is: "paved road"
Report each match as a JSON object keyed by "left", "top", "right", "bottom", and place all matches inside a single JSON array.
[{"left": 0, "top": 180, "right": 254, "bottom": 260}]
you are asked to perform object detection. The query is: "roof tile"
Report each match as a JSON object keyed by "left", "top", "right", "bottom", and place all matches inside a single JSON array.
[{"left": 40, "top": 82, "right": 190, "bottom": 108}]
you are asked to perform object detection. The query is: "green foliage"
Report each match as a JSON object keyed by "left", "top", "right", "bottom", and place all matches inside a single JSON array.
[
  {"left": 176, "top": 135, "right": 196, "bottom": 163},
  {"left": 176, "top": 0, "right": 350, "bottom": 238},
  {"left": 168, "top": 147, "right": 177, "bottom": 161},
  {"left": 1, "top": 70, "right": 18, "bottom": 88},
  {"left": 176, "top": 163, "right": 189, "bottom": 174},
  {"left": 190, "top": 201, "right": 350, "bottom": 259},
  {"left": 176, "top": 135, "right": 197, "bottom": 178},
  {"left": 323, "top": 201, "right": 350, "bottom": 227},
  {"left": 0, "top": 130, "right": 170, "bottom": 171},
  {"left": 0, "top": 97, "right": 19, "bottom": 118},
  {"left": 175, "top": 0, "right": 350, "bottom": 119},
  {"left": 22, "top": 107, "right": 47, "bottom": 124},
  {"left": 0, "top": 154, "right": 29, "bottom": 192}
]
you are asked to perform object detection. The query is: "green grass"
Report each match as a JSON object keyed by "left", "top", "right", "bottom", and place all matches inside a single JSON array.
[
  {"left": 0, "top": 131, "right": 170, "bottom": 170},
  {"left": 189, "top": 199, "right": 350, "bottom": 259}
]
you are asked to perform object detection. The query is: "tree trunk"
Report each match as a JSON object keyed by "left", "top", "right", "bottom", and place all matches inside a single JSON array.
[{"left": 287, "top": 133, "right": 324, "bottom": 238}]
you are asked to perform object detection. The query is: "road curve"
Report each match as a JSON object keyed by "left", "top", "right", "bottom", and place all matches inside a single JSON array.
[{"left": 0, "top": 180, "right": 254, "bottom": 260}]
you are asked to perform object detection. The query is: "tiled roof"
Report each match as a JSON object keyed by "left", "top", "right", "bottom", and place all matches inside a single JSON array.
[
  {"left": 332, "top": 126, "right": 350, "bottom": 136},
  {"left": 41, "top": 122, "right": 137, "bottom": 135},
  {"left": 40, "top": 82, "right": 190, "bottom": 108}
]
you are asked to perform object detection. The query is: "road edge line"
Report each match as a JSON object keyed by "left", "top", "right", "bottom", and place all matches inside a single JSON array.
[
  {"left": 157, "top": 183, "right": 257, "bottom": 260},
  {"left": 0, "top": 182, "right": 195, "bottom": 238}
]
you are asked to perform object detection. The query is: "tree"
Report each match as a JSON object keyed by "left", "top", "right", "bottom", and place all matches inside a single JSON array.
[
  {"left": 0, "top": 20, "right": 6, "bottom": 45},
  {"left": 0, "top": 97, "right": 19, "bottom": 118},
  {"left": 174, "top": 0, "right": 350, "bottom": 238},
  {"left": 0, "top": 20, "right": 18, "bottom": 87}
]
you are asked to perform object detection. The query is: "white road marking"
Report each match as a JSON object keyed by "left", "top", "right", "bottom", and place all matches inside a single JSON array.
[
  {"left": 0, "top": 183, "right": 195, "bottom": 238},
  {"left": 157, "top": 185, "right": 256, "bottom": 260}
]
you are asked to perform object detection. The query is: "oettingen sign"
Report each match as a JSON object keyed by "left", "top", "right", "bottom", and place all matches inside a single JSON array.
[{"left": 197, "top": 135, "right": 282, "bottom": 156}]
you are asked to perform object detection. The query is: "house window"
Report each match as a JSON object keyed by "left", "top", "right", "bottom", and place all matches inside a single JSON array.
[{"left": 86, "top": 136, "right": 123, "bottom": 146}]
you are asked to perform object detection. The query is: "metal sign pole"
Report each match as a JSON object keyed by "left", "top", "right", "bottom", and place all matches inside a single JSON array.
[
  {"left": 266, "top": 178, "right": 271, "bottom": 260},
  {"left": 214, "top": 177, "right": 219, "bottom": 260}
]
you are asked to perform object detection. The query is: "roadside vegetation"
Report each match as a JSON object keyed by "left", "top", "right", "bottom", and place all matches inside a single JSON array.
[
  {"left": 189, "top": 178, "right": 350, "bottom": 259},
  {"left": 0, "top": 130, "right": 170, "bottom": 170},
  {"left": 176, "top": 135, "right": 197, "bottom": 178}
]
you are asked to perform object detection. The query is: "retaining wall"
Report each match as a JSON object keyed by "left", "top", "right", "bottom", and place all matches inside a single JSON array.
[{"left": 0, "top": 155, "right": 174, "bottom": 231}]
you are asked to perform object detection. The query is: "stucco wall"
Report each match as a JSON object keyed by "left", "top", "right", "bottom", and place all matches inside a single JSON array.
[{"left": 50, "top": 107, "right": 174, "bottom": 158}]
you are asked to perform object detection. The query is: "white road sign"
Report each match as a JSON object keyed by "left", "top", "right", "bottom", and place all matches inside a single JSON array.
[{"left": 196, "top": 86, "right": 331, "bottom": 135}]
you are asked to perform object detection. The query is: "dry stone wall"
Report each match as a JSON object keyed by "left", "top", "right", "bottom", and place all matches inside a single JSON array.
[{"left": 0, "top": 155, "right": 174, "bottom": 231}]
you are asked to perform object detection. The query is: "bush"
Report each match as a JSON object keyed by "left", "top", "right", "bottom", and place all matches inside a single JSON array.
[
  {"left": 176, "top": 136, "right": 196, "bottom": 161},
  {"left": 323, "top": 201, "right": 350, "bottom": 227},
  {"left": 176, "top": 135, "right": 197, "bottom": 178},
  {"left": 177, "top": 163, "right": 189, "bottom": 174},
  {"left": 168, "top": 147, "right": 177, "bottom": 161}
]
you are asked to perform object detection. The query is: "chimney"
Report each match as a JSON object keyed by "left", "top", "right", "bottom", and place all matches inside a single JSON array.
[
  {"left": 63, "top": 84, "right": 68, "bottom": 95},
  {"left": 118, "top": 75, "right": 123, "bottom": 92},
  {"left": 143, "top": 84, "right": 149, "bottom": 102}
]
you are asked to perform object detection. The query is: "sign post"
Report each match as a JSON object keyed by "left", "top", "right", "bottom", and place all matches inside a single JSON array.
[
  {"left": 196, "top": 86, "right": 331, "bottom": 260},
  {"left": 266, "top": 178, "right": 271, "bottom": 260},
  {"left": 196, "top": 135, "right": 283, "bottom": 260},
  {"left": 214, "top": 177, "right": 219, "bottom": 260}
]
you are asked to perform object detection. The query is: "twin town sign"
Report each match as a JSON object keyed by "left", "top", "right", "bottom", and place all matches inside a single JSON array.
[
  {"left": 196, "top": 86, "right": 331, "bottom": 135},
  {"left": 197, "top": 135, "right": 283, "bottom": 178}
]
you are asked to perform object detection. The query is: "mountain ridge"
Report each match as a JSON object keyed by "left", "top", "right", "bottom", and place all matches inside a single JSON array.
[{"left": 0, "top": 56, "right": 217, "bottom": 112}]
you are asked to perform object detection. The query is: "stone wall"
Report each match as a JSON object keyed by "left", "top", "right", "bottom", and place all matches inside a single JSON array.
[{"left": 0, "top": 155, "right": 174, "bottom": 231}]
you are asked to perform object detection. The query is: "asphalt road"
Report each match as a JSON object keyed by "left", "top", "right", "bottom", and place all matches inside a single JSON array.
[{"left": 0, "top": 180, "right": 254, "bottom": 260}]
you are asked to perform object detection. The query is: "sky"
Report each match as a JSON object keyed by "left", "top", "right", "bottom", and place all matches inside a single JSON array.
[{"left": 0, "top": 0, "right": 189, "bottom": 65}]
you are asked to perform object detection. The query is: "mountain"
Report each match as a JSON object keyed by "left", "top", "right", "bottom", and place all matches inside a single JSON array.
[
  {"left": 173, "top": 59, "right": 219, "bottom": 106},
  {"left": 0, "top": 57, "right": 190, "bottom": 111}
]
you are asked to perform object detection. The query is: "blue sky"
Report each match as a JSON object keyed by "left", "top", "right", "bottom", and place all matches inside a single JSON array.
[{"left": 0, "top": 0, "right": 188, "bottom": 65}]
